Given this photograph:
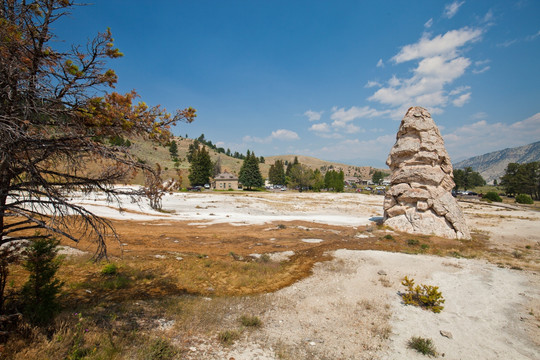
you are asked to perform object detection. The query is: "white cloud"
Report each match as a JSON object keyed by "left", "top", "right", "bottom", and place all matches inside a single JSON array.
[
  {"left": 312, "top": 134, "right": 396, "bottom": 166},
  {"left": 392, "top": 27, "right": 482, "bottom": 63},
  {"left": 444, "top": 112, "right": 540, "bottom": 160},
  {"left": 330, "top": 106, "right": 389, "bottom": 123},
  {"left": 365, "top": 80, "right": 381, "bottom": 88},
  {"left": 369, "top": 27, "right": 482, "bottom": 115},
  {"left": 444, "top": 1, "right": 465, "bottom": 19},
  {"left": 482, "top": 10, "right": 494, "bottom": 23},
  {"left": 309, "top": 123, "right": 330, "bottom": 132},
  {"left": 376, "top": 59, "right": 384, "bottom": 68},
  {"left": 471, "top": 111, "right": 487, "bottom": 120},
  {"left": 497, "top": 31, "right": 539, "bottom": 48},
  {"left": 452, "top": 92, "right": 471, "bottom": 107},
  {"left": 388, "top": 75, "right": 401, "bottom": 87},
  {"left": 526, "top": 30, "right": 540, "bottom": 41},
  {"left": 424, "top": 18, "right": 433, "bottom": 28},
  {"left": 449, "top": 85, "right": 471, "bottom": 96},
  {"left": 472, "top": 66, "right": 490, "bottom": 74},
  {"left": 271, "top": 129, "right": 300, "bottom": 141},
  {"left": 243, "top": 129, "right": 299, "bottom": 143},
  {"left": 304, "top": 109, "right": 323, "bottom": 122}
]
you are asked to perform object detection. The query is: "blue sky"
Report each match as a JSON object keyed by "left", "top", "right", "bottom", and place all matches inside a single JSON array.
[{"left": 57, "top": 0, "right": 540, "bottom": 167}]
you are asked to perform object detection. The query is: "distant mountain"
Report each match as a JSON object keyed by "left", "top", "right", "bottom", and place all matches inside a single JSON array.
[{"left": 454, "top": 141, "right": 540, "bottom": 183}]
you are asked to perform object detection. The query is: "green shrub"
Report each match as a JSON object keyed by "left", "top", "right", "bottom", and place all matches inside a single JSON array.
[
  {"left": 407, "top": 239, "right": 419, "bottom": 246},
  {"left": 383, "top": 234, "right": 394, "bottom": 240},
  {"left": 21, "top": 237, "right": 63, "bottom": 325},
  {"left": 401, "top": 276, "right": 445, "bottom": 313},
  {"left": 239, "top": 315, "right": 262, "bottom": 327},
  {"left": 218, "top": 329, "right": 240, "bottom": 345},
  {"left": 408, "top": 336, "right": 437, "bottom": 356},
  {"left": 101, "top": 263, "right": 118, "bottom": 275},
  {"left": 483, "top": 191, "right": 502, "bottom": 202},
  {"left": 140, "top": 338, "right": 179, "bottom": 360},
  {"left": 515, "top": 194, "right": 534, "bottom": 204}
]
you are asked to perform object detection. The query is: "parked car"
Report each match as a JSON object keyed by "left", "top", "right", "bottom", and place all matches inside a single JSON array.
[
  {"left": 187, "top": 186, "right": 202, "bottom": 192},
  {"left": 204, "top": 184, "right": 210, "bottom": 189},
  {"left": 364, "top": 187, "right": 372, "bottom": 191}
]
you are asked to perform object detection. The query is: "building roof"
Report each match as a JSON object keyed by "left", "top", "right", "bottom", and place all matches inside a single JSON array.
[{"left": 214, "top": 172, "right": 238, "bottom": 180}]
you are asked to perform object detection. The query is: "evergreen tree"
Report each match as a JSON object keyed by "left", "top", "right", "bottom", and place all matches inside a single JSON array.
[
  {"left": 187, "top": 139, "right": 200, "bottom": 163},
  {"left": 239, "top": 151, "right": 264, "bottom": 190},
  {"left": 311, "top": 169, "right": 325, "bottom": 191},
  {"left": 372, "top": 170, "right": 385, "bottom": 185},
  {"left": 324, "top": 170, "right": 345, "bottom": 192},
  {"left": 188, "top": 146, "right": 212, "bottom": 186},
  {"left": 169, "top": 140, "right": 178, "bottom": 160},
  {"left": 268, "top": 160, "right": 286, "bottom": 185},
  {"left": 21, "top": 237, "right": 63, "bottom": 325}
]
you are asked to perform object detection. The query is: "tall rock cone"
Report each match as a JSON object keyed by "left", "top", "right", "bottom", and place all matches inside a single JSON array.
[{"left": 383, "top": 107, "right": 471, "bottom": 240}]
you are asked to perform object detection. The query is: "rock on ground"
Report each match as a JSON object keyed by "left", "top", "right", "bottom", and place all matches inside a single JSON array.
[{"left": 384, "top": 106, "right": 471, "bottom": 240}]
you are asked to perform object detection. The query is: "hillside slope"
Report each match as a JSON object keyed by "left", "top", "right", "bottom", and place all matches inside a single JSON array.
[
  {"left": 129, "top": 137, "right": 379, "bottom": 185},
  {"left": 454, "top": 141, "right": 540, "bottom": 182}
]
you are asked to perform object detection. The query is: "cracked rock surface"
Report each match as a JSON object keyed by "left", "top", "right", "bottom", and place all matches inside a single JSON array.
[{"left": 383, "top": 106, "right": 471, "bottom": 239}]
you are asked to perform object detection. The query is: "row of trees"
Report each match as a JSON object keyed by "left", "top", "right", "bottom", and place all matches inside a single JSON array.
[
  {"left": 191, "top": 133, "right": 265, "bottom": 163},
  {"left": 500, "top": 162, "right": 539, "bottom": 200},
  {"left": 267, "top": 157, "right": 344, "bottom": 192},
  {"left": 453, "top": 167, "right": 486, "bottom": 191}
]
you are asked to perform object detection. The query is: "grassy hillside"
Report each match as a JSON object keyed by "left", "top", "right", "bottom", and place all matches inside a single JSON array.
[{"left": 128, "top": 136, "right": 382, "bottom": 186}]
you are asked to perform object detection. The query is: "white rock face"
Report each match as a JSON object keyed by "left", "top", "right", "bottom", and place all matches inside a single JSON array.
[{"left": 383, "top": 107, "right": 471, "bottom": 240}]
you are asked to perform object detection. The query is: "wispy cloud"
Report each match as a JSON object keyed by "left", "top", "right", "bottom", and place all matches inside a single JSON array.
[
  {"left": 365, "top": 80, "right": 381, "bottom": 88},
  {"left": 424, "top": 18, "right": 433, "bottom": 28},
  {"left": 452, "top": 92, "right": 471, "bottom": 107},
  {"left": 376, "top": 59, "right": 384, "bottom": 68},
  {"left": 368, "top": 27, "right": 482, "bottom": 116},
  {"left": 392, "top": 27, "right": 482, "bottom": 63},
  {"left": 497, "top": 29, "right": 540, "bottom": 47},
  {"left": 243, "top": 129, "right": 300, "bottom": 143},
  {"left": 304, "top": 110, "right": 323, "bottom": 121},
  {"left": 444, "top": 1, "right": 465, "bottom": 19},
  {"left": 444, "top": 112, "right": 540, "bottom": 160}
]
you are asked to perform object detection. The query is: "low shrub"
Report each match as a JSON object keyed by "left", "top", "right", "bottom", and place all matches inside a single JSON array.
[
  {"left": 21, "top": 237, "right": 63, "bottom": 325},
  {"left": 383, "top": 234, "right": 394, "bottom": 240},
  {"left": 515, "top": 194, "right": 534, "bottom": 204},
  {"left": 401, "top": 276, "right": 445, "bottom": 313},
  {"left": 218, "top": 329, "right": 240, "bottom": 345},
  {"left": 408, "top": 336, "right": 437, "bottom": 356},
  {"left": 483, "top": 191, "right": 502, "bottom": 202},
  {"left": 140, "top": 338, "right": 179, "bottom": 360},
  {"left": 101, "top": 263, "right": 118, "bottom": 275},
  {"left": 407, "top": 239, "right": 419, "bottom": 246},
  {"left": 239, "top": 315, "right": 262, "bottom": 327}
]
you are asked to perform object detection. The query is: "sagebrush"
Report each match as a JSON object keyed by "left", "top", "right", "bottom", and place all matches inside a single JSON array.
[{"left": 401, "top": 276, "right": 445, "bottom": 313}]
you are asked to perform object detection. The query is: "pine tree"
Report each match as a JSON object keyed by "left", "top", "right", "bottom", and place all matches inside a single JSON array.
[
  {"left": 169, "top": 140, "right": 178, "bottom": 160},
  {"left": 239, "top": 152, "right": 264, "bottom": 190},
  {"left": 188, "top": 146, "right": 212, "bottom": 186},
  {"left": 268, "top": 160, "right": 285, "bottom": 185}
]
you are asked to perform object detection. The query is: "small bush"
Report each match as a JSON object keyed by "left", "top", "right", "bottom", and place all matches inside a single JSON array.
[
  {"left": 21, "top": 237, "right": 63, "bottom": 325},
  {"left": 420, "top": 244, "right": 429, "bottom": 251},
  {"left": 483, "top": 191, "right": 502, "bottom": 202},
  {"left": 218, "top": 329, "right": 240, "bottom": 345},
  {"left": 383, "top": 234, "right": 394, "bottom": 240},
  {"left": 401, "top": 276, "right": 445, "bottom": 313},
  {"left": 408, "top": 336, "right": 437, "bottom": 356},
  {"left": 140, "top": 338, "right": 179, "bottom": 360},
  {"left": 516, "top": 194, "right": 534, "bottom": 204},
  {"left": 239, "top": 315, "right": 262, "bottom": 327},
  {"left": 101, "top": 263, "right": 118, "bottom": 275},
  {"left": 407, "top": 239, "right": 419, "bottom": 246}
]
